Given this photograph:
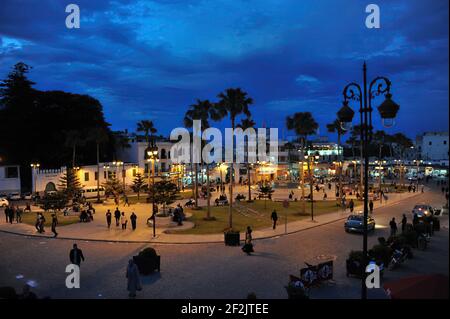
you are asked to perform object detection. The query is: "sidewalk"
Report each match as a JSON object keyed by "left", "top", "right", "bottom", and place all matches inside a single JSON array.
[{"left": 0, "top": 189, "right": 424, "bottom": 244}]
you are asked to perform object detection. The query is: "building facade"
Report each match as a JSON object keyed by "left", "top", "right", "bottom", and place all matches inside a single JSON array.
[{"left": 0, "top": 165, "right": 21, "bottom": 195}]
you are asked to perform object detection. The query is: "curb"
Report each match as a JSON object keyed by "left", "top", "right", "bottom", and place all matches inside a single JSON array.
[{"left": 0, "top": 191, "right": 424, "bottom": 245}]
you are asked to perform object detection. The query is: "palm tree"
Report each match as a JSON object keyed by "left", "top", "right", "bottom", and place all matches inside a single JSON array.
[
  {"left": 136, "top": 120, "right": 157, "bottom": 145},
  {"left": 327, "top": 119, "right": 347, "bottom": 201},
  {"left": 64, "top": 130, "right": 85, "bottom": 168},
  {"left": 348, "top": 124, "right": 363, "bottom": 191},
  {"left": 88, "top": 127, "right": 109, "bottom": 202},
  {"left": 184, "top": 99, "right": 215, "bottom": 218},
  {"left": 214, "top": 88, "right": 253, "bottom": 229},
  {"left": 237, "top": 117, "right": 256, "bottom": 202},
  {"left": 373, "top": 130, "right": 388, "bottom": 192},
  {"left": 286, "top": 112, "right": 318, "bottom": 213}
]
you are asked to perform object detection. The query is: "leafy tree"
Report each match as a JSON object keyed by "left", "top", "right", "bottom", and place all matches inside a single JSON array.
[
  {"left": 131, "top": 173, "right": 147, "bottom": 200},
  {"left": 102, "top": 177, "right": 124, "bottom": 204},
  {"left": 58, "top": 168, "right": 82, "bottom": 201},
  {"left": 0, "top": 63, "right": 113, "bottom": 191},
  {"left": 257, "top": 184, "right": 275, "bottom": 209},
  {"left": 213, "top": 88, "right": 254, "bottom": 228},
  {"left": 148, "top": 180, "right": 178, "bottom": 212},
  {"left": 39, "top": 191, "right": 68, "bottom": 211}
]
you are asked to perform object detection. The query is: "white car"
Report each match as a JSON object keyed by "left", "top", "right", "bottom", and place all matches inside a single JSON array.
[
  {"left": 8, "top": 193, "right": 21, "bottom": 201},
  {"left": 0, "top": 198, "right": 9, "bottom": 207}
]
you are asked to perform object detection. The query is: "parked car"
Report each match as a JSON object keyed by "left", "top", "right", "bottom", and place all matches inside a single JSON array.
[
  {"left": 8, "top": 193, "right": 21, "bottom": 201},
  {"left": 22, "top": 192, "right": 32, "bottom": 200},
  {"left": 0, "top": 198, "right": 9, "bottom": 207},
  {"left": 412, "top": 204, "right": 434, "bottom": 218},
  {"left": 345, "top": 213, "right": 376, "bottom": 233}
]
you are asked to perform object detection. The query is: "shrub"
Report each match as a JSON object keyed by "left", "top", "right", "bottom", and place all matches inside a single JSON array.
[
  {"left": 369, "top": 244, "right": 392, "bottom": 266},
  {"left": 138, "top": 247, "right": 157, "bottom": 259},
  {"left": 348, "top": 250, "right": 364, "bottom": 262}
]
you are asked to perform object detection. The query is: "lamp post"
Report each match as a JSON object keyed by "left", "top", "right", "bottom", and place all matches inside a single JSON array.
[
  {"left": 304, "top": 151, "right": 320, "bottom": 221},
  {"left": 337, "top": 62, "right": 399, "bottom": 299},
  {"left": 30, "top": 163, "right": 40, "bottom": 194},
  {"left": 146, "top": 145, "right": 159, "bottom": 238}
]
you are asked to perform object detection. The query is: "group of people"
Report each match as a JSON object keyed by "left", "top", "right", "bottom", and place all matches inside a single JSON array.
[
  {"left": 106, "top": 207, "right": 138, "bottom": 230},
  {"left": 3, "top": 205, "right": 24, "bottom": 224},
  {"left": 389, "top": 212, "right": 435, "bottom": 238}
]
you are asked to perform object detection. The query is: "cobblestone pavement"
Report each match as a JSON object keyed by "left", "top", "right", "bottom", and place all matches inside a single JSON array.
[{"left": 0, "top": 188, "right": 447, "bottom": 299}]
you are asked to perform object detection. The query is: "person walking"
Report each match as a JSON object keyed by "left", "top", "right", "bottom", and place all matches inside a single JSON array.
[
  {"left": 126, "top": 259, "right": 141, "bottom": 298},
  {"left": 121, "top": 212, "right": 128, "bottom": 230},
  {"left": 389, "top": 217, "right": 398, "bottom": 237},
  {"left": 114, "top": 207, "right": 121, "bottom": 227},
  {"left": 271, "top": 210, "right": 278, "bottom": 230},
  {"left": 35, "top": 212, "right": 41, "bottom": 232},
  {"left": 130, "top": 212, "right": 137, "bottom": 231},
  {"left": 8, "top": 206, "right": 15, "bottom": 224},
  {"left": 106, "top": 209, "right": 112, "bottom": 228},
  {"left": 16, "top": 207, "right": 22, "bottom": 223},
  {"left": 69, "top": 243, "right": 85, "bottom": 267},
  {"left": 124, "top": 195, "right": 130, "bottom": 207},
  {"left": 38, "top": 213, "right": 46, "bottom": 233},
  {"left": 51, "top": 214, "right": 58, "bottom": 238},
  {"left": 369, "top": 200, "right": 374, "bottom": 214},
  {"left": 242, "top": 226, "right": 254, "bottom": 255},
  {"left": 401, "top": 214, "right": 407, "bottom": 233},
  {"left": 4, "top": 206, "right": 9, "bottom": 223},
  {"left": 349, "top": 199, "right": 354, "bottom": 213}
]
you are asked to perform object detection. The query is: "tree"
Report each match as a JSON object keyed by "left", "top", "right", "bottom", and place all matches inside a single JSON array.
[
  {"left": 257, "top": 184, "right": 275, "bottom": 209},
  {"left": 148, "top": 180, "right": 178, "bottom": 213},
  {"left": 237, "top": 117, "right": 256, "bottom": 202},
  {"left": 327, "top": 119, "right": 347, "bottom": 200},
  {"left": 136, "top": 120, "right": 157, "bottom": 145},
  {"left": 286, "top": 112, "right": 318, "bottom": 213},
  {"left": 131, "top": 173, "right": 147, "bottom": 200},
  {"left": 39, "top": 191, "right": 68, "bottom": 212},
  {"left": 214, "top": 88, "right": 254, "bottom": 229},
  {"left": 58, "top": 168, "right": 82, "bottom": 201},
  {"left": 392, "top": 133, "right": 413, "bottom": 158},
  {"left": 102, "top": 177, "right": 124, "bottom": 204},
  {"left": 0, "top": 63, "right": 113, "bottom": 191},
  {"left": 88, "top": 127, "right": 110, "bottom": 202},
  {"left": 64, "top": 130, "right": 86, "bottom": 168},
  {"left": 184, "top": 99, "right": 216, "bottom": 218}
]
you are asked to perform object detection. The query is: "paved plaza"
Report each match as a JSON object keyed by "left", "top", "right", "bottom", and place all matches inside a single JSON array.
[{"left": 0, "top": 187, "right": 447, "bottom": 299}]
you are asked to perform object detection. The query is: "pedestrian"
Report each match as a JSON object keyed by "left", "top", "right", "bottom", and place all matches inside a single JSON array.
[
  {"left": 242, "top": 226, "right": 254, "bottom": 255},
  {"left": 16, "top": 207, "right": 22, "bottom": 223},
  {"left": 126, "top": 259, "right": 142, "bottom": 298},
  {"left": 39, "top": 213, "right": 46, "bottom": 233},
  {"left": 4, "top": 206, "right": 9, "bottom": 223},
  {"left": 124, "top": 195, "right": 130, "bottom": 207},
  {"left": 8, "top": 206, "right": 15, "bottom": 224},
  {"left": 270, "top": 210, "right": 278, "bottom": 230},
  {"left": 401, "top": 214, "right": 407, "bottom": 233},
  {"left": 389, "top": 217, "right": 398, "bottom": 237},
  {"left": 51, "top": 214, "right": 58, "bottom": 238},
  {"left": 121, "top": 212, "right": 128, "bottom": 230},
  {"left": 408, "top": 185, "right": 412, "bottom": 193},
  {"left": 130, "top": 212, "right": 137, "bottom": 231},
  {"left": 412, "top": 213, "right": 419, "bottom": 227},
  {"left": 106, "top": 209, "right": 112, "bottom": 228},
  {"left": 369, "top": 200, "right": 374, "bottom": 214},
  {"left": 421, "top": 186, "right": 424, "bottom": 193},
  {"left": 425, "top": 214, "right": 433, "bottom": 237},
  {"left": 114, "top": 207, "right": 121, "bottom": 226},
  {"left": 412, "top": 185, "right": 416, "bottom": 193},
  {"left": 35, "top": 212, "right": 41, "bottom": 232},
  {"left": 69, "top": 243, "right": 85, "bottom": 266},
  {"left": 349, "top": 199, "right": 354, "bottom": 213}
]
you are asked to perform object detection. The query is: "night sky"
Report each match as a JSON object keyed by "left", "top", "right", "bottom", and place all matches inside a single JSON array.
[{"left": 0, "top": 0, "right": 448, "bottom": 141}]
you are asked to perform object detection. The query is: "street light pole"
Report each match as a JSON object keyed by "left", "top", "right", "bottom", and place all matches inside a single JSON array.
[{"left": 337, "top": 62, "right": 399, "bottom": 300}]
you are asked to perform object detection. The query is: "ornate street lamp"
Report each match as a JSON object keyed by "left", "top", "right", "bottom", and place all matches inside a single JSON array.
[
  {"left": 337, "top": 62, "right": 399, "bottom": 299},
  {"left": 145, "top": 144, "right": 159, "bottom": 238}
]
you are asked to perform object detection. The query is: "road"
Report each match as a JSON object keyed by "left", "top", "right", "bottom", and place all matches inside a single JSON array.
[{"left": 0, "top": 188, "right": 448, "bottom": 299}]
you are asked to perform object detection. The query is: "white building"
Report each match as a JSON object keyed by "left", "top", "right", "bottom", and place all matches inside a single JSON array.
[
  {"left": 0, "top": 165, "right": 21, "bottom": 195},
  {"left": 417, "top": 132, "right": 449, "bottom": 161}
]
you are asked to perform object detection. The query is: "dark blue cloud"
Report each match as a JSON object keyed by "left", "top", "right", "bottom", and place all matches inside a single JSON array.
[{"left": 0, "top": 0, "right": 448, "bottom": 141}]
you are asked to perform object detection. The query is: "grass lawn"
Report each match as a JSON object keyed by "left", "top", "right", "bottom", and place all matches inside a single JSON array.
[
  {"left": 175, "top": 199, "right": 346, "bottom": 235},
  {"left": 20, "top": 211, "right": 79, "bottom": 227}
]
